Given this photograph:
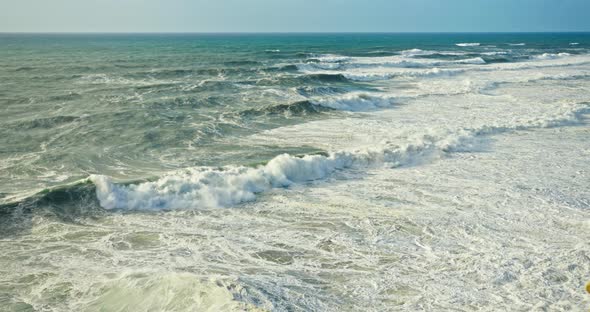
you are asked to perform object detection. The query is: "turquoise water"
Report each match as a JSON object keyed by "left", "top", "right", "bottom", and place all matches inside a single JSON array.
[{"left": 1, "top": 33, "right": 589, "bottom": 311}]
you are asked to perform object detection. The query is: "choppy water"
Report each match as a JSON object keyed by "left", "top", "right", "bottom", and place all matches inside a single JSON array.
[{"left": 1, "top": 33, "right": 589, "bottom": 311}]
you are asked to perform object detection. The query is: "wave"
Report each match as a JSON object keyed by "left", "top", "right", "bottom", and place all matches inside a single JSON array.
[
  {"left": 520, "top": 72, "right": 590, "bottom": 83},
  {"left": 508, "top": 43, "right": 526, "bottom": 46},
  {"left": 570, "top": 43, "right": 580, "bottom": 45},
  {"left": 480, "top": 51, "right": 509, "bottom": 56},
  {"left": 4, "top": 101, "right": 587, "bottom": 212},
  {"left": 336, "top": 67, "right": 466, "bottom": 82},
  {"left": 309, "top": 92, "right": 396, "bottom": 111},
  {"left": 77, "top": 74, "right": 182, "bottom": 88},
  {"left": 88, "top": 102, "right": 589, "bottom": 211},
  {"left": 308, "top": 54, "right": 352, "bottom": 63},
  {"left": 237, "top": 100, "right": 331, "bottom": 118},
  {"left": 303, "top": 73, "right": 351, "bottom": 83},
  {"left": 295, "top": 52, "right": 590, "bottom": 82},
  {"left": 456, "top": 43, "right": 480, "bottom": 47},
  {"left": 251, "top": 72, "right": 353, "bottom": 87},
  {"left": 531, "top": 52, "right": 572, "bottom": 60},
  {"left": 264, "top": 64, "right": 299, "bottom": 72},
  {"left": 15, "top": 66, "right": 35, "bottom": 71},
  {"left": 297, "top": 56, "right": 486, "bottom": 72},
  {"left": 0, "top": 179, "right": 102, "bottom": 220},
  {"left": 399, "top": 49, "right": 469, "bottom": 57},
  {"left": 7, "top": 115, "right": 81, "bottom": 130}
]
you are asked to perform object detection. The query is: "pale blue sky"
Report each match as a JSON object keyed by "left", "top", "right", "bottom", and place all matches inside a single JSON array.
[{"left": 1, "top": 0, "right": 589, "bottom": 33}]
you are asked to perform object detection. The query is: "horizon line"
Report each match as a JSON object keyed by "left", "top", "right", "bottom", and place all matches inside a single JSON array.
[{"left": 1, "top": 31, "right": 590, "bottom": 35}]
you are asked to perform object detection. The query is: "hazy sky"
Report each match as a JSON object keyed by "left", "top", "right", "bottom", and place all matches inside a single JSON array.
[{"left": 1, "top": 0, "right": 589, "bottom": 33}]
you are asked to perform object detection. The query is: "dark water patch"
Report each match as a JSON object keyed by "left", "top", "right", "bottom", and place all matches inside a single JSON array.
[
  {"left": 223, "top": 60, "right": 263, "bottom": 66},
  {"left": 8, "top": 115, "right": 80, "bottom": 130},
  {"left": 48, "top": 92, "right": 83, "bottom": 102},
  {"left": 481, "top": 57, "right": 513, "bottom": 64},
  {"left": 124, "top": 69, "right": 196, "bottom": 80},
  {"left": 132, "top": 82, "right": 181, "bottom": 91},
  {"left": 0, "top": 181, "right": 104, "bottom": 237},
  {"left": 114, "top": 63, "right": 149, "bottom": 69},
  {"left": 305, "top": 73, "right": 350, "bottom": 83},
  {"left": 14, "top": 66, "right": 35, "bottom": 72},
  {"left": 146, "top": 96, "right": 208, "bottom": 109},
  {"left": 365, "top": 51, "right": 397, "bottom": 57},
  {"left": 238, "top": 100, "right": 331, "bottom": 118},
  {"left": 263, "top": 64, "right": 299, "bottom": 72},
  {"left": 295, "top": 86, "right": 347, "bottom": 97},
  {"left": 251, "top": 73, "right": 352, "bottom": 87}
]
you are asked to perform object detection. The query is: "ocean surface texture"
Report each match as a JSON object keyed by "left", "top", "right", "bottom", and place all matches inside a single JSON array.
[{"left": 0, "top": 33, "right": 589, "bottom": 311}]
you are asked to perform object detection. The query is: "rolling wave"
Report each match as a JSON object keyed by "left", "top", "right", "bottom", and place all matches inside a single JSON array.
[{"left": 88, "top": 102, "right": 589, "bottom": 211}]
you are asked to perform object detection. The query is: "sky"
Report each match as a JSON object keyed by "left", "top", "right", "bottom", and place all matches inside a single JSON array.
[{"left": 1, "top": 0, "right": 589, "bottom": 33}]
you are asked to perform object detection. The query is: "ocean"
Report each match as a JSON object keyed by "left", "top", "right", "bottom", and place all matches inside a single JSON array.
[{"left": 0, "top": 33, "right": 589, "bottom": 311}]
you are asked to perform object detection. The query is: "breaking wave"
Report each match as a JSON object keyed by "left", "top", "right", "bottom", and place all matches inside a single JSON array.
[
  {"left": 532, "top": 53, "right": 571, "bottom": 60},
  {"left": 88, "top": 102, "right": 588, "bottom": 211}
]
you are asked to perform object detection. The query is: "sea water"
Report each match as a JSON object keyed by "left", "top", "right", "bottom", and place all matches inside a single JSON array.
[{"left": 0, "top": 33, "right": 589, "bottom": 311}]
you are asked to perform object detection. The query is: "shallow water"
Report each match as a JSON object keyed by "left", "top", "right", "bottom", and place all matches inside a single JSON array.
[{"left": 0, "top": 33, "right": 589, "bottom": 311}]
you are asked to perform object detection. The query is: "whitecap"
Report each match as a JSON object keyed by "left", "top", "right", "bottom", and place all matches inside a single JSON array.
[
  {"left": 456, "top": 43, "right": 480, "bottom": 47},
  {"left": 532, "top": 52, "right": 571, "bottom": 60},
  {"left": 309, "top": 92, "right": 395, "bottom": 111}
]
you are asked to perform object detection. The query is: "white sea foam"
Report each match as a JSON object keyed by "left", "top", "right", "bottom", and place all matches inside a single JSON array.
[
  {"left": 456, "top": 43, "right": 480, "bottom": 47},
  {"left": 350, "top": 56, "right": 486, "bottom": 67},
  {"left": 339, "top": 67, "right": 466, "bottom": 81},
  {"left": 312, "top": 54, "right": 352, "bottom": 63},
  {"left": 508, "top": 43, "right": 526, "bottom": 46},
  {"left": 570, "top": 42, "right": 580, "bottom": 45},
  {"left": 399, "top": 48, "right": 428, "bottom": 56},
  {"left": 399, "top": 49, "right": 470, "bottom": 57},
  {"left": 532, "top": 52, "right": 571, "bottom": 60},
  {"left": 309, "top": 92, "right": 395, "bottom": 111},
  {"left": 480, "top": 51, "right": 509, "bottom": 56}
]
